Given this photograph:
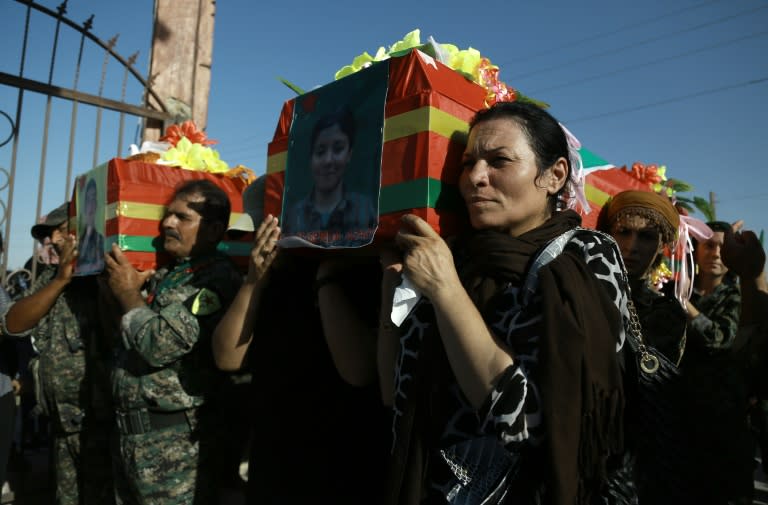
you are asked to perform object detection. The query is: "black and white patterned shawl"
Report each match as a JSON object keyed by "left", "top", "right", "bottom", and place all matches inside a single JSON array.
[{"left": 385, "top": 216, "right": 630, "bottom": 505}]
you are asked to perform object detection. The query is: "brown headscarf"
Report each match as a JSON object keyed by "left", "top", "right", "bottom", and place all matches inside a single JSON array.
[{"left": 597, "top": 190, "right": 679, "bottom": 245}]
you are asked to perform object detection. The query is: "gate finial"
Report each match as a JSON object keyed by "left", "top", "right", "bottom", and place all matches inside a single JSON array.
[{"left": 83, "top": 14, "right": 94, "bottom": 32}]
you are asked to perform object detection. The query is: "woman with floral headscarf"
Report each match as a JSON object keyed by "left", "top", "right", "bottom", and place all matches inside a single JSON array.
[
  {"left": 598, "top": 190, "right": 687, "bottom": 365},
  {"left": 597, "top": 190, "right": 755, "bottom": 504}
]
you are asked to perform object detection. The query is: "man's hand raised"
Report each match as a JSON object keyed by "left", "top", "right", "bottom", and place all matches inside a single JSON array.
[{"left": 103, "top": 243, "right": 155, "bottom": 312}]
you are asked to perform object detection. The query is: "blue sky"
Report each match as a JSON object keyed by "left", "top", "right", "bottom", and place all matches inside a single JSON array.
[{"left": 1, "top": 0, "right": 767, "bottom": 269}]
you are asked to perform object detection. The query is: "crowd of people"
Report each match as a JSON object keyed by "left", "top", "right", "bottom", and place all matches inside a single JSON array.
[{"left": 0, "top": 101, "right": 766, "bottom": 505}]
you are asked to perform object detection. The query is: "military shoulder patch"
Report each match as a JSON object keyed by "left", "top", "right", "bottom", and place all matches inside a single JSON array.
[{"left": 190, "top": 288, "right": 221, "bottom": 316}]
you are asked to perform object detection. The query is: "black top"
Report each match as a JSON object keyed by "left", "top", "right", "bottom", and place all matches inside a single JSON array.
[{"left": 246, "top": 255, "right": 390, "bottom": 505}]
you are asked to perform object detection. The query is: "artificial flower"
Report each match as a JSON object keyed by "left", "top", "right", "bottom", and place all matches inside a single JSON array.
[
  {"left": 161, "top": 136, "right": 229, "bottom": 173},
  {"left": 389, "top": 29, "right": 421, "bottom": 54},
  {"left": 649, "top": 261, "right": 673, "bottom": 291},
  {"left": 627, "top": 162, "right": 664, "bottom": 186},
  {"left": 159, "top": 120, "right": 217, "bottom": 147},
  {"left": 329, "top": 30, "right": 546, "bottom": 108},
  {"left": 224, "top": 164, "right": 258, "bottom": 184}
]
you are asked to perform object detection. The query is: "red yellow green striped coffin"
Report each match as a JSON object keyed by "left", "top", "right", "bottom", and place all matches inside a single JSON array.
[
  {"left": 80, "top": 158, "right": 253, "bottom": 271},
  {"left": 263, "top": 49, "right": 489, "bottom": 241},
  {"left": 581, "top": 149, "right": 652, "bottom": 229}
]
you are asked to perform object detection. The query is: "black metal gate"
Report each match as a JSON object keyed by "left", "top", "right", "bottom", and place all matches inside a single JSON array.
[{"left": 0, "top": 0, "right": 171, "bottom": 290}]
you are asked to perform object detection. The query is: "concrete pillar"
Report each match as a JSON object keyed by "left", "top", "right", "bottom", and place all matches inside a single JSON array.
[{"left": 144, "top": 0, "right": 216, "bottom": 141}]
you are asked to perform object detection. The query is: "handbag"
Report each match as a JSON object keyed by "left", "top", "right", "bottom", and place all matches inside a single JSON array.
[
  {"left": 616, "top": 298, "right": 695, "bottom": 504},
  {"left": 521, "top": 229, "right": 691, "bottom": 504}
]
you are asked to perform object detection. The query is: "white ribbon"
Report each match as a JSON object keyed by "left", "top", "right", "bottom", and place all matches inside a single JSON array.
[
  {"left": 559, "top": 123, "right": 590, "bottom": 215},
  {"left": 673, "top": 214, "right": 713, "bottom": 308}
]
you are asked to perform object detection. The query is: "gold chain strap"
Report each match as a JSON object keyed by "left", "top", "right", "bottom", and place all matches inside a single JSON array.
[
  {"left": 626, "top": 298, "right": 660, "bottom": 374},
  {"left": 675, "top": 331, "right": 687, "bottom": 367}
]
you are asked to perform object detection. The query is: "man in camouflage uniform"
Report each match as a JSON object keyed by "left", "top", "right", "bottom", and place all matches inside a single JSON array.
[
  {"left": 684, "top": 221, "right": 753, "bottom": 504},
  {"left": 1, "top": 202, "right": 115, "bottom": 505},
  {"left": 103, "top": 180, "right": 242, "bottom": 505}
]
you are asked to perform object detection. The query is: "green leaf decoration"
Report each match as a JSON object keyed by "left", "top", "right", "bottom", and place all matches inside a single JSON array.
[
  {"left": 278, "top": 77, "right": 306, "bottom": 95},
  {"left": 666, "top": 178, "right": 694, "bottom": 193},
  {"left": 692, "top": 196, "right": 716, "bottom": 221}
]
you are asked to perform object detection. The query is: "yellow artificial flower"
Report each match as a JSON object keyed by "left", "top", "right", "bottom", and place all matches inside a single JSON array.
[
  {"left": 161, "top": 136, "right": 229, "bottom": 173},
  {"left": 389, "top": 29, "right": 421, "bottom": 53}
]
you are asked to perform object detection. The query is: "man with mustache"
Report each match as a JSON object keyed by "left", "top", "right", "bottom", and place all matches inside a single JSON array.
[
  {"left": 104, "top": 180, "right": 242, "bottom": 505},
  {"left": 1, "top": 202, "right": 115, "bottom": 505}
]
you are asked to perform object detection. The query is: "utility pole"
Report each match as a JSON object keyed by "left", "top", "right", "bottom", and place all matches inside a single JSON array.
[{"left": 144, "top": 0, "right": 216, "bottom": 140}]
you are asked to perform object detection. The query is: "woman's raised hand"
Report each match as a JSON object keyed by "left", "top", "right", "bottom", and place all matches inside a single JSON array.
[
  {"left": 395, "top": 214, "right": 459, "bottom": 300},
  {"left": 247, "top": 215, "right": 280, "bottom": 285}
]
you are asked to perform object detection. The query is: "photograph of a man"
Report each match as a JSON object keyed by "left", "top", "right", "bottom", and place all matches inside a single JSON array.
[{"left": 75, "top": 177, "right": 105, "bottom": 275}]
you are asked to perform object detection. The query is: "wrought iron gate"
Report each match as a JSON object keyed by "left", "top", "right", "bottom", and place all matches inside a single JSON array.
[{"left": 0, "top": 0, "right": 171, "bottom": 291}]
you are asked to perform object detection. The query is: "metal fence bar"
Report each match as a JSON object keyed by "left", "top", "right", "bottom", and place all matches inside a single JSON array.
[
  {"left": 3, "top": 2, "right": 33, "bottom": 282},
  {"left": 92, "top": 35, "right": 117, "bottom": 169},
  {"left": 33, "top": 1, "right": 67, "bottom": 281},
  {"left": 64, "top": 14, "right": 93, "bottom": 202},
  {"left": 0, "top": 73, "right": 168, "bottom": 121},
  {"left": 117, "top": 52, "right": 139, "bottom": 158}
]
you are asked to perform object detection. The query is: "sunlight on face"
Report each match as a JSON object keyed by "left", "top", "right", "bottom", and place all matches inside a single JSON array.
[
  {"left": 696, "top": 231, "right": 728, "bottom": 278},
  {"left": 459, "top": 119, "right": 551, "bottom": 237},
  {"left": 161, "top": 194, "right": 206, "bottom": 259}
]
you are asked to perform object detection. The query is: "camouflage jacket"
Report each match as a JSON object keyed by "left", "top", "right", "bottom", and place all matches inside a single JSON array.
[
  {"left": 0, "top": 265, "right": 114, "bottom": 433},
  {"left": 690, "top": 281, "right": 741, "bottom": 351},
  {"left": 112, "top": 252, "right": 241, "bottom": 413}
]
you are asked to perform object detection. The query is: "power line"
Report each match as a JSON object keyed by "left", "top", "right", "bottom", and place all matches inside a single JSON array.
[
  {"left": 528, "top": 29, "right": 768, "bottom": 95},
  {"left": 223, "top": 133, "right": 276, "bottom": 155},
  {"left": 717, "top": 193, "right": 768, "bottom": 202},
  {"left": 501, "top": 0, "right": 725, "bottom": 64},
  {"left": 220, "top": 145, "right": 263, "bottom": 158},
  {"left": 511, "top": 4, "right": 768, "bottom": 81},
  {"left": 563, "top": 76, "right": 768, "bottom": 123},
  {"left": 224, "top": 132, "right": 264, "bottom": 147}
]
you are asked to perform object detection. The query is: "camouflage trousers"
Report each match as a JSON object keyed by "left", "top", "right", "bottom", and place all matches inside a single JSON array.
[
  {"left": 113, "top": 422, "right": 217, "bottom": 505},
  {"left": 53, "top": 425, "right": 115, "bottom": 505}
]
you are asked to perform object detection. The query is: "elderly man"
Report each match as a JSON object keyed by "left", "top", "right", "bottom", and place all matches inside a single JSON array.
[
  {"left": 104, "top": 179, "right": 241, "bottom": 505},
  {"left": 1, "top": 202, "right": 114, "bottom": 505}
]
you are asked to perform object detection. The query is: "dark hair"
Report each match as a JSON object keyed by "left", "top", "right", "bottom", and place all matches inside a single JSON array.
[
  {"left": 173, "top": 179, "right": 231, "bottom": 228},
  {"left": 84, "top": 179, "right": 97, "bottom": 210},
  {"left": 310, "top": 106, "right": 356, "bottom": 151},
  {"left": 692, "top": 220, "right": 731, "bottom": 252},
  {"left": 706, "top": 221, "right": 731, "bottom": 233},
  {"left": 470, "top": 101, "right": 571, "bottom": 212}
]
